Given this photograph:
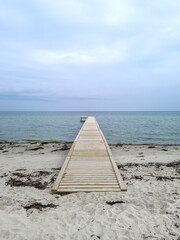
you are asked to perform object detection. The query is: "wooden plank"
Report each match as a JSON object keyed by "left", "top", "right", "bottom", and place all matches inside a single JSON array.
[
  {"left": 66, "top": 168, "right": 112, "bottom": 170},
  {"left": 58, "top": 187, "right": 120, "bottom": 189},
  {"left": 56, "top": 189, "right": 121, "bottom": 192},
  {"left": 62, "top": 176, "right": 116, "bottom": 179},
  {"left": 61, "top": 181, "right": 118, "bottom": 183},
  {"left": 67, "top": 165, "right": 112, "bottom": 167},
  {"left": 63, "top": 175, "right": 116, "bottom": 177},
  {"left": 58, "top": 186, "right": 120, "bottom": 189},
  {"left": 67, "top": 164, "right": 111, "bottom": 166},
  {"left": 64, "top": 171, "right": 115, "bottom": 174},
  {"left": 67, "top": 166, "right": 112, "bottom": 168},
  {"left": 72, "top": 150, "right": 108, "bottom": 157},
  {"left": 65, "top": 170, "right": 114, "bottom": 173},
  {"left": 65, "top": 172, "right": 114, "bottom": 174},
  {"left": 66, "top": 170, "right": 113, "bottom": 172},
  {"left": 65, "top": 169, "right": 114, "bottom": 171},
  {"left": 64, "top": 174, "right": 115, "bottom": 176},
  {"left": 78, "top": 136, "right": 103, "bottom": 141},
  {"left": 80, "top": 131, "right": 100, "bottom": 136},
  {"left": 70, "top": 157, "right": 109, "bottom": 161},
  {"left": 59, "top": 184, "right": 119, "bottom": 186}
]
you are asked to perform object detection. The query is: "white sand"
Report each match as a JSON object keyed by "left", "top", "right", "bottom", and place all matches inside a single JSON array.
[{"left": 0, "top": 142, "right": 180, "bottom": 240}]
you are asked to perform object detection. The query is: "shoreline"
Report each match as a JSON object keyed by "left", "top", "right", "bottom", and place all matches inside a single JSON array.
[
  {"left": 1, "top": 140, "right": 180, "bottom": 146},
  {"left": 0, "top": 142, "right": 179, "bottom": 239}
]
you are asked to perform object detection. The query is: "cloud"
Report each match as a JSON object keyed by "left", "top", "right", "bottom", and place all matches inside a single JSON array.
[
  {"left": 0, "top": 90, "right": 107, "bottom": 103},
  {"left": 0, "top": 3, "right": 27, "bottom": 28},
  {"left": 34, "top": 0, "right": 134, "bottom": 27},
  {"left": 32, "top": 50, "right": 94, "bottom": 64},
  {"left": 0, "top": 0, "right": 180, "bottom": 110},
  {"left": 31, "top": 41, "right": 129, "bottom": 64}
]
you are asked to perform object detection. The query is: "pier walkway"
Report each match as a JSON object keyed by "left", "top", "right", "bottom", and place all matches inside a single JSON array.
[{"left": 52, "top": 117, "right": 126, "bottom": 193}]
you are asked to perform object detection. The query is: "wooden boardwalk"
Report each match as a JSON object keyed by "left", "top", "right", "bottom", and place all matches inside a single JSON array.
[{"left": 52, "top": 117, "right": 127, "bottom": 193}]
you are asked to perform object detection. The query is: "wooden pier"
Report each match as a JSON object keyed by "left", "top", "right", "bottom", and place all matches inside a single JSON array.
[{"left": 52, "top": 117, "right": 127, "bottom": 193}]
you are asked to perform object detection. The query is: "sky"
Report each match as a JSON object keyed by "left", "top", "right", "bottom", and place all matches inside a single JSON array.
[{"left": 0, "top": 0, "right": 180, "bottom": 111}]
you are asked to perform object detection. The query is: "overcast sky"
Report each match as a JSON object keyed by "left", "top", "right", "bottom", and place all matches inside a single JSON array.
[{"left": 0, "top": 0, "right": 180, "bottom": 111}]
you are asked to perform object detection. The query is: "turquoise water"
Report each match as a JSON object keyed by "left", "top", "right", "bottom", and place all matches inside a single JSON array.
[{"left": 0, "top": 111, "right": 180, "bottom": 144}]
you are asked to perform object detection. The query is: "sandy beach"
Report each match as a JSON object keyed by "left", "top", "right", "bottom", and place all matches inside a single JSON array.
[{"left": 0, "top": 142, "right": 179, "bottom": 240}]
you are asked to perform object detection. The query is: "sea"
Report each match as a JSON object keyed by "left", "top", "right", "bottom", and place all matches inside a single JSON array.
[{"left": 0, "top": 111, "right": 180, "bottom": 145}]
